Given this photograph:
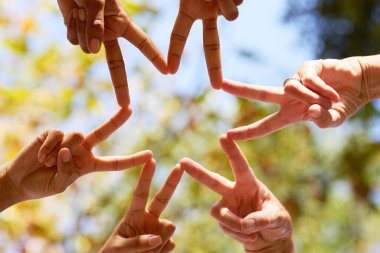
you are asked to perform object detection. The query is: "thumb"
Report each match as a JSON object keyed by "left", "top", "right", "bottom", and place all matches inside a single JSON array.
[
  {"left": 101, "top": 234, "right": 162, "bottom": 252},
  {"left": 242, "top": 210, "right": 291, "bottom": 238},
  {"left": 51, "top": 148, "right": 75, "bottom": 193}
]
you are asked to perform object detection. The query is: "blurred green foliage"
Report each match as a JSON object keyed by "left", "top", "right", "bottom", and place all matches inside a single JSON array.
[{"left": 0, "top": 0, "right": 379, "bottom": 253}]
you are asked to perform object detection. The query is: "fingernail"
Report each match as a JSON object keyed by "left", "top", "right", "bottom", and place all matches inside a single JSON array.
[
  {"left": 61, "top": 150, "right": 72, "bottom": 163},
  {"left": 72, "top": 9, "right": 78, "bottom": 19},
  {"left": 242, "top": 219, "right": 256, "bottom": 231},
  {"left": 90, "top": 39, "right": 101, "bottom": 53},
  {"left": 38, "top": 153, "right": 46, "bottom": 163},
  {"left": 148, "top": 235, "right": 162, "bottom": 247},
  {"left": 309, "top": 110, "right": 322, "bottom": 119},
  {"left": 78, "top": 9, "right": 85, "bottom": 21}
]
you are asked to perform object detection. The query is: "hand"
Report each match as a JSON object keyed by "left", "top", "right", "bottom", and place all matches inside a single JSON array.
[
  {"left": 283, "top": 57, "right": 373, "bottom": 128},
  {"left": 214, "top": 0, "right": 243, "bottom": 21},
  {"left": 180, "top": 135, "right": 293, "bottom": 253},
  {"left": 168, "top": 0, "right": 242, "bottom": 89},
  {"left": 100, "top": 159, "right": 183, "bottom": 253},
  {"left": 58, "top": 0, "right": 167, "bottom": 106},
  {"left": 2, "top": 107, "right": 152, "bottom": 205}
]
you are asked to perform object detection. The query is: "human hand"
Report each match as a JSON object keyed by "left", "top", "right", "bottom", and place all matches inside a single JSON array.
[
  {"left": 168, "top": 0, "right": 242, "bottom": 89},
  {"left": 58, "top": 0, "right": 167, "bottom": 106},
  {"left": 2, "top": 107, "right": 152, "bottom": 206},
  {"left": 180, "top": 135, "right": 293, "bottom": 253},
  {"left": 100, "top": 159, "right": 183, "bottom": 253},
  {"left": 282, "top": 57, "right": 377, "bottom": 128}
]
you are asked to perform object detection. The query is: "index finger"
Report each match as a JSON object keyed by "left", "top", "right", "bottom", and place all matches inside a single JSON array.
[
  {"left": 83, "top": 106, "right": 131, "bottom": 150},
  {"left": 128, "top": 159, "right": 156, "bottom": 214},
  {"left": 148, "top": 165, "right": 184, "bottom": 217},
  {"left": 104, "top": 39, "right": 130, "bottom": 107},
  {"left": 227, "top": 103, "right": 307, "bottom": 140},
  {"left": 222, "top": 79, "right": 284, "bottom": 104},
  {"left": 167, "top": 10, "right": 195, "bottom": 74},
  {"left": 123, "top": 22, "right": 168, "bottom": 74},
  {"left": 203, "top": 18, "right": 222, "bottom": 89},
  {"left": 180, "top": 158, "right": 232, "bottom": 196},
  {"left": 219, "top": 135, "right": 255, "bottom": 184}
]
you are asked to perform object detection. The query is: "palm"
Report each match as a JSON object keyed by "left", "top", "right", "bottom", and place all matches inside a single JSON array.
[
  {"left": 6, "top": 108, "right": 152, "bottom": 200},
  {"left": 109, "top": 160, "right": 183, "bottom": 252},
  {"left": 315, "top": 59, "right": 364, "bottom": 123},
  {"left": 222, "top": 80, "right": 311, "bottom": 140},
  {"left": 58, "top": 0, "right": 167, "bottom": 106},
  {"left": 123, "top": 212, "right": 168, "bottom": 238},
  {"left": 180, "top": 0, "right": 219, "bottom": 19},
  {"left": 8, "top": 139, "right": 64, "bottom": 199}
]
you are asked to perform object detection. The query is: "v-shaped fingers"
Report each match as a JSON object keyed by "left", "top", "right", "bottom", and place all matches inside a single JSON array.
[
  {"left": 83, "top": 106, "right": 131, "bottom": 150},
  {"left": 148, "top": 165, "right": 184, "bottom": 218}
]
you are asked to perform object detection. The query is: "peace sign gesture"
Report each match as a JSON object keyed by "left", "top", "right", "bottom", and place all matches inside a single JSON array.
[
  {"left": 58, "top": 0, "right": 168, "bottom": 106},
  {"left": 180, "top": 135, "right": 294, "bottom": 252},
  {"left": 221, "top": 79, "right": 335, "bottom": 140},
  {"left": 168, "top": 0, "right": 241, "bottom": 89},
  {"left": 100, "top": 159, "right": 183, "bottom": 253},
  {"left": 1, "top": 107, "right": 152, "bottom": 206}
]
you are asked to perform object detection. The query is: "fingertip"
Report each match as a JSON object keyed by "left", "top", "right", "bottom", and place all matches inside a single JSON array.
[
  {"left": 224, "top": 10, "right": 239, "bottom": 21},
  {"left": 90, "top": 38, "right": 101, "bottom": 54},
  {"left": 167, "top": 56, "right": 180, "bottom": 74},
  {"left": 308, "top": 104, "right": 322, "bottom": 119},
  {"left": 179, "top": 157, "right": 192, "bottom": 167},
  {"left": 59, "top": 148, "right": 72, "bottom": 163},
  {"left": 144, "top": 150, "right": 154, "bottom": 160},
  {"left": 148, "top": 235, "right": 162, "bottom": 247}
]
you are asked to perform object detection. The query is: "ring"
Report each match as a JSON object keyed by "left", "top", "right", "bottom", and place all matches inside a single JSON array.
[{"left": 283, "top": 77, "right": 302, "bottom": 86}]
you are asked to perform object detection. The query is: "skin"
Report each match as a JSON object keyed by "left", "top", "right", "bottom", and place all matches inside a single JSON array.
[
  {"left": 168, "top": 0, "right": 243, "bottom": 89},
  {"left": 0, "top": 106, "right": 152, "bottom": 211},
  {"left": 180, "top": 135, "right": 294, "bottom": 253},
  {"left": 223, "top": 55, "right": 380, "bottom": 141},
  {"left": 100, "top": 159, "right": 183, "bottom": 253},
  {"left": 57, "top": 0, "right": 168, "bottom": 106}
]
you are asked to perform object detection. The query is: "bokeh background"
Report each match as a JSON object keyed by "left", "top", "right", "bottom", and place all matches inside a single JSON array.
[{"left": 1, "top": 0, "right": 380, "bottom": 252}]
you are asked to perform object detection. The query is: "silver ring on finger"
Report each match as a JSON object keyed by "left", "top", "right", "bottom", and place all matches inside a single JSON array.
[{"left": 283, "top": 77, "right": 302, "bottom": 86}]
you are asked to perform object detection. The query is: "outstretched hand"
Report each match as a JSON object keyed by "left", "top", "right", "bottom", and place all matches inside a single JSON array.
[
  {"left": 222, "top": 57, "right": 372, "bottom": 140},
  {"left": 3, "top": 107, "right": 152, "bottom": 202},
  {"left": 180, "top": 135, "right": 293, "bottom": 252},
  {"left": 168, "top": 0, "right": 242, "bottom": 89},
  {"left": 100, "top": 159, "right": 183, "bottom": 253},
  {"left": 58, "top": 0, "right": 167, "bottom": 106}
]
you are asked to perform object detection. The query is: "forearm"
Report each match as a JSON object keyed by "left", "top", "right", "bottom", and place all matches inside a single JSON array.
[
  {"left": 358, "top": 54, "right": 380, "bottom": 100},
  {"left": 245, "top": 238, "right": 295, "bottom": 253},
  {"left": 0, "top": 163, "right": 24, "bottom": 212}
]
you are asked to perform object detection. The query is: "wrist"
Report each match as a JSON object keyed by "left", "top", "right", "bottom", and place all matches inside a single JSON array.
[
  {"left": 244, "top": 238, "right": 294, "bottom": 253},
  {"left": 0, "top": 163, "right": 25, "bottom": 212},
  {"left": 357, "top": 55, "right": 380, "bottom": 101}
]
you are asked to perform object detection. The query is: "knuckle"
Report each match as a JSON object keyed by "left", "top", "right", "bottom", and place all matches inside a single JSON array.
[
  {"left": 70, "top": 131, "right": 85, "bottom": 141},
  {"left": 90, "top": 18, "right": 104, "bottom": 31},
  {"left": 301, "top": 74, "right": 315, "bottom": 85},
  {"left": 283, "top": 81, "right": 298, "bottom": 94}
]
